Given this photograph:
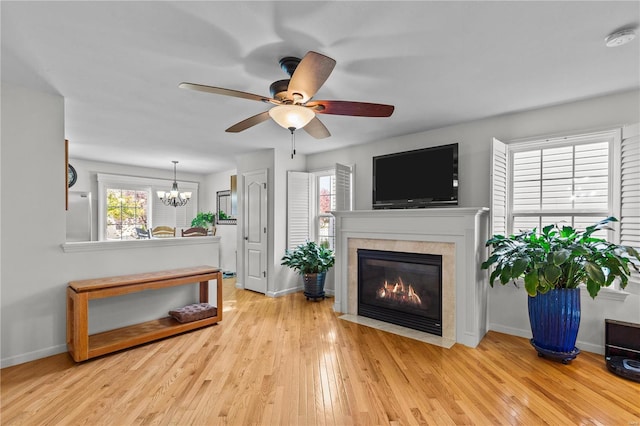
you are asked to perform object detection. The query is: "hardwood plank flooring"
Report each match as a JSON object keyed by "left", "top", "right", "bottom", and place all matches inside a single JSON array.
[{"left": 2, "top": 279, "right": 639, "bottom": 425}]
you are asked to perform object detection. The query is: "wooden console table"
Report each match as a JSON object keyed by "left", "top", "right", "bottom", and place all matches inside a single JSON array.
[{"left": 66, "top": 265, "right": 222, "bottom": 362}]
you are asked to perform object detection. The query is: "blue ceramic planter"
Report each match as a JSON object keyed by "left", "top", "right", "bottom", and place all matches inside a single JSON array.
[{"left": 528, "top": 288, "right": 581, "bottom": 362}]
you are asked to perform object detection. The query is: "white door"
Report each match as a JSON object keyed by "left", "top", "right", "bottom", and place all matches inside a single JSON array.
[{"left": 243, "top": 169, "right": 268, "bottom": 294}]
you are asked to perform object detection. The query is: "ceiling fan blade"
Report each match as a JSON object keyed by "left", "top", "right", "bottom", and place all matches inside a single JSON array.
[
  {"left": 287, "top": 52, "right": 336, "bottom": 102},
  {"left": 179, "top": 82, "right": 275, "bottom": 103},
  {"left": 306, "top": 100, "right": 394, "bottom": 117},
  {"left": 226, "top": 111, "right": 271, "bottom": 133},
  {"left": 303, "top": 117, "right": 331, "bottom": 139}
]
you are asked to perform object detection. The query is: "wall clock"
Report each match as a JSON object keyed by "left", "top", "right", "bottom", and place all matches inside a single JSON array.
[{"left": 68, "top": 164, "right": 77, "bottom": 188}]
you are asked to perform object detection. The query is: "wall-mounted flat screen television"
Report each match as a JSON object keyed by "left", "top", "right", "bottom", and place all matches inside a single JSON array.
[{"left": 372, "top": 143, "right": 458, "bottom": 209}]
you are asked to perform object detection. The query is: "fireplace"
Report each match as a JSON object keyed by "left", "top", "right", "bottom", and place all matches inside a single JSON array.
[
  {"left": 358, "top": 249, "right": 442, "bottom": 336},
  {"left": 332, "top": 208, "right": 490, "bottom": 348}
]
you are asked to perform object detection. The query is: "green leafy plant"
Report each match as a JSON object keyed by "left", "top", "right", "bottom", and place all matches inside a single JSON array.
[
  {"left": 218, "top": 210, "right": 229, "bottom": 220},
  {"left": 191, "top": 211, "right": 215, "bottom": 228},
  {"left": 281, "top": 240, "right": 336, "bottom": 275},
  {"left": 481, "top": 217, "right": 640, "bottom": 298}
]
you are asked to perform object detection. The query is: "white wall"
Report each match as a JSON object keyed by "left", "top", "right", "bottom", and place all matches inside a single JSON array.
[
  {"left": 1, "top": 83, "right": 66, "bottom": 367},
  {"left": 306, "top": 89, "right": 640, "bottom": 354},
  {"left": 1, "top": 84, "right": 221, "bottom": 367},
  {"left": 203, "top": 169, "right": 238, "bottom": 273}
]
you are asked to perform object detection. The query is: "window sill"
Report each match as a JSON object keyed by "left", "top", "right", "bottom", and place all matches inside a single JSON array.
[
  {"left": 61, "top": 236, "right": 220, "bottom": 253},
  {"left": 579, "top": 284, "right": 630, "bottom": 302}
]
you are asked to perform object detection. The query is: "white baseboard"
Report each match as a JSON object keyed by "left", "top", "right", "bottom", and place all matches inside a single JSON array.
[
  {"left": 1, "top": 343, "right": 68, "bottom": 368},
  {"left": 488, "top": 324, "right": 604, "bottom": 355},
  {"left": 266, "top": 287, "right": 335, "bottom": 298},
  {"left": 489, "top": 323, "right": 531, "bottom": 339},
  {"left": 267, "top": 286, "right": 302, "bottom": 298}
]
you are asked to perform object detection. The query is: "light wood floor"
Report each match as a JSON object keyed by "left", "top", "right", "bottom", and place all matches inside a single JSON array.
[{"left": 2, "top": 279, "right": 639, "bottom": 425}]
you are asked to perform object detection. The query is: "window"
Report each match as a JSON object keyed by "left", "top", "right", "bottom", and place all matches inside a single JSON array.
[
  {"left": 511, "top": 138, "right": 611, "bottom": 239},
  {"left": 97, "top": 173, "right": 198, "bottom": 241},
  {"left": 106, "top": 188, "right": 149, "bottom": 240},
  {"left": 493, "top": 130, "right": 619, "bottom": 239},
  {"left": 491, "top": 126, "right": 640, "bottom": 289},
  {"left": 317, "top": 172, "right": 337, "bottom": 250},
  {"left": 287, "top": 164, "right": 352, "bottom": 251}
]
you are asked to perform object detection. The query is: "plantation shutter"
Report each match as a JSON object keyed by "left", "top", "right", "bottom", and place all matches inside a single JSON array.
[
  {"left": 621, "top": 124, "right": 640, "bottom": 252},
  {"left": 152, "top": 197, "right": 177, "bottom": 228},
  {"left": 490, "top": 138, "right": 508, "bottom": 236},
  {"left": 287, "top": 171, "right": 311, "bottom": 249},
  {"left": 335, "top": 163, "right": 353, "bottom": 211}
]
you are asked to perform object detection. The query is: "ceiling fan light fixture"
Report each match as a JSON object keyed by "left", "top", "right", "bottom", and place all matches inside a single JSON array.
[{"left": 269, "top": 105, "right": 315, "bottom": 130}]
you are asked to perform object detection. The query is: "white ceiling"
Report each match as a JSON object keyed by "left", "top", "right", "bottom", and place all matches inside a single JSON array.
[{"left": 2, "top": 1, "right": 639, "bottom": 175}]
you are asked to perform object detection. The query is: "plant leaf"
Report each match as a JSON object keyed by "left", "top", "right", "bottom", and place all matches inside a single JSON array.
[
  {"left": 585, "top": 262, "right": 605, "bottom": 284},
  {"left": 524, "top": 271, "right": 538, "bottom": 296},
  {"left": 586, "top": 278, "right": 600, "bottom": 298},
  {"left": 553, "top": 249, "right": 571, "bottom": 266},
  {"left": 500, "top": 265, "right": 512, "bottom": 284},
  {"left": 543, "top": 264, "right": 562, "bottom": 283},
  {"left": 511, "top": 257, "right": 529, "bottom": 277}
]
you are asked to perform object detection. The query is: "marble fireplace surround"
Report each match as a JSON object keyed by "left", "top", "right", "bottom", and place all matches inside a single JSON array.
[{"left": 332, "top": 208, "right": 490, "bottom": 348}]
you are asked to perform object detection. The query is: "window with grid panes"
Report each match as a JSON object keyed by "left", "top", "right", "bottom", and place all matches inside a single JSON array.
[
  {"left": 510, "top": 138, "right": 611, "bottom": 239},
  {"left": 492, "top": 126, "right": 640, "bottom": 291},
  {"left": 97, "top": 173, "right": 199, "bottom": 241},
  {"left": 106, "top": 188, "right": 149, "bottom": 240},
  {"left": 317, "top": 172, "right": 336, "bottom": 250}
]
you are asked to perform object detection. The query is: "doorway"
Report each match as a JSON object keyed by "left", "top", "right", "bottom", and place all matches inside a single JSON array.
[{"left": 243, "top": 169, "right": 268, "bottom": 294}]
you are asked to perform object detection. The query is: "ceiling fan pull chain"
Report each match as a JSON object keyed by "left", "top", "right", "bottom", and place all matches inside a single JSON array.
[{"left": 289, "top": 127, "right": 296, "bottom": 159}]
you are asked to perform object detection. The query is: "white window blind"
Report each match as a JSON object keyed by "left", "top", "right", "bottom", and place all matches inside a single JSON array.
[
  {"left": 286, "top": 164, "right": 353, "bottom": 250},
  {"left": 490, "top": 138, "right": 508, "bottom": 236},
  {"left": 287, "top": 171, "right": 311, "bottom": 250},
  {"left": 335, "top": 163, "right": 353, "bottom": 211},
  {"left": 491, "top": 130, "right": 621, "bottom": 236},
  {"left": 509, "top": 132, "right": 614, "bottom": 234},
  {"left": 621, "top": 124, "right": 640, "bottom": 285},
  {"left": 621, "top": 124, "right": 640, "bottom": 249}
]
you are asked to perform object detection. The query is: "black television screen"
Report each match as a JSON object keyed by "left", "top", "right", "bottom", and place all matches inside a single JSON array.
[{"left": 373, "top": 143, "right": 458, "bottom": 209}]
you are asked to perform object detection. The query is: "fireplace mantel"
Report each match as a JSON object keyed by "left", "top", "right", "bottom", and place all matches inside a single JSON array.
[{"left": 332, "top": 207, "right": 490, "bottom": 348}]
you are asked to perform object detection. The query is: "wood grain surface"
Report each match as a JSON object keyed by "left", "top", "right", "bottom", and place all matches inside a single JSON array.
[{"left": 2, "top": 278, "right": 639, "bottom": 425}]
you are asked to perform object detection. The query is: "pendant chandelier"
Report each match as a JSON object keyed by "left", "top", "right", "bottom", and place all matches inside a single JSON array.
[{"left": 157, "top": 161, "right": 191, "bottom": 207}]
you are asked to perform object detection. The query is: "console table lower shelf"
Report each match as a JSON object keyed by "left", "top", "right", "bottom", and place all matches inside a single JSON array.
[{"left": 66, "top": 265, "right": 222, "bottom": 362}]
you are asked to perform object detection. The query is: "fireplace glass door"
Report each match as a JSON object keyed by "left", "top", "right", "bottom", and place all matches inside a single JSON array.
[{"left": 358, "top": 249, "right": 442, "bottom": 336}]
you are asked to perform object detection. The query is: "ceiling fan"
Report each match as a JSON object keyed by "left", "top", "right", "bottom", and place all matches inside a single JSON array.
[{"left": 179, "top": 51, "right": 395, "bottom": 140}]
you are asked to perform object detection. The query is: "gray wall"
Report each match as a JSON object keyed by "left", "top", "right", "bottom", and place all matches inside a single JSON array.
[{"left": 306, "top": 89, "right": 640, "bottom": 354}]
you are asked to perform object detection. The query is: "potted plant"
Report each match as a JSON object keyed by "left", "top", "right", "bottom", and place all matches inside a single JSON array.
[
  {"left": 281, "top": 240, "right": 335, "bottom": 301},
  {"left": 191, "top": 211, "right": 215, "bottom": 234},
  {"left": 481, "top": 217, "right": 639, "bottom": 363}
]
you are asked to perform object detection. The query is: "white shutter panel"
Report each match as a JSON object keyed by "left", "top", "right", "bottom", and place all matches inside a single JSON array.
[
  {"left": 287, "top": 171, "right": 311, "bottom": 249},
  {"left": 335, "top": 163, "right": 352, "bottom": 211},
  {"left": 491, "top": 138, "right": 508, "bottom": 236},
  {"left": 152, "top": 194, "right": 177, "bottom": 228},
  {"left": 621, "top": 124, "right": 640, "bottom": 251}
]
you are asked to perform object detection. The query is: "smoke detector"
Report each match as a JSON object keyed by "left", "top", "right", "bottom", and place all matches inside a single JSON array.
[{"left": 605, "top": 29, "right": 636, "bottom": 47}]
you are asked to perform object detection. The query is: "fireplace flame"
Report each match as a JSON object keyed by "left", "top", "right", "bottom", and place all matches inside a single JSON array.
[{"left": 376, "top": 277, "right": 422, "bottom": 306}]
